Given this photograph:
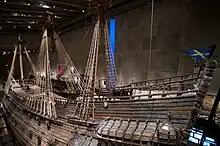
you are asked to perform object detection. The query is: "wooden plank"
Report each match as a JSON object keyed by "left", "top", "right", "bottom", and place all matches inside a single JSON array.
[{"left": 124, "top": 121, "right": 138, "bottom": 139}]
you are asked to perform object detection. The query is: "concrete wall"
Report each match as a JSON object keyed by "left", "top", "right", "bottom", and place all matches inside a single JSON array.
[
  {"left": 0, "top": 0, "right": 220, "bottom": 85},
  {"left": 60, "top": 0, "right": 220, "bottom": 85}
]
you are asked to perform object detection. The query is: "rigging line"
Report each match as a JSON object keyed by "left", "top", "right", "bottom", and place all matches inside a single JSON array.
[
  {"left": 78, "top": 17, "right": 99, "bottom": 49},
  {"left": 148, "top": 0, "right": 154, "bottom": 78},
  {"left": 54, "top": 32, "right": 83, "bottom": 91}
]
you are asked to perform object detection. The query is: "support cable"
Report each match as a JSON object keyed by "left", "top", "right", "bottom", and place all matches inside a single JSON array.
[{"left": 148, "top": 0, "right": 154, "bottom": 78}]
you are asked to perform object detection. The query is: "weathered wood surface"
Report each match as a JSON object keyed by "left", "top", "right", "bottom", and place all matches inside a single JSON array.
[
  {"left": 115, "top": 73, "right": 198, "bottom": 91},
  {"left": 96, "top": 118, "right": 178, "bottom": 145},
  {"left": 56, "top": 94, "right": 197, "bottom": 129},
  {"left": 68, "top": 134, "right": 98, "bottom": 146}
]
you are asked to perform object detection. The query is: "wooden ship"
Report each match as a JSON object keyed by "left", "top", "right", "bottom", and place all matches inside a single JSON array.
[{"left": 2, "top": 0, "right": 219, "bottom": 146}]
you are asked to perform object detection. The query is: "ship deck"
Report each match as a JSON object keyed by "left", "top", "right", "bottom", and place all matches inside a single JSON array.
[{"left": 5, "top": 71, "right": 220, "bottom": 146}]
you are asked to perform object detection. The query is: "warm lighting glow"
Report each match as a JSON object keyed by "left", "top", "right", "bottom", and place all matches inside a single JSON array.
[
  {"left": 28, "top": 26, "right": 31, "bottom": 29},
  {"left": 3, "top": 52, "right": 6, "bottom": 55},
  {"left": 4, "top": 0, "right": 6, "bottom": 2},
  {"left": 82, "top": 10, "right": 85, "bottom": 13},
  {"left": 13, "top": 13, "right": 18, "bottom": 16},
  {"left": 42, "top": 4, "right": 50, "bottom": 8}
]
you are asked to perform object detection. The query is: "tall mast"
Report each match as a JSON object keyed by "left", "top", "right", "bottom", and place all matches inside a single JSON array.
[
  {"left": 97, "top": 0, "right": 117, "bottom": 92},
  {"left": 5, "top": 35, "right": 28, "bottom": 93},
  {"left": 73, "top": 0, "right": 117, "bottom": 121},
  {"left": 5, "top": 45, "right": 18, "bottom": 94},
  {"left": 18, "top": 36, "right": 24, "bottom": 80},
  {"left": 25, "top": 12, "right": 57, "bottom": 119}
]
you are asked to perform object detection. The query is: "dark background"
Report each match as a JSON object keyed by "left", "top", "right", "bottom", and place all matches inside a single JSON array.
[{"left": 0, "top": 0, "right": 220, "bottom": 86}]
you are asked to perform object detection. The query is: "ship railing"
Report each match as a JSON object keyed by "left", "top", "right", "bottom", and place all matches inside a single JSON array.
[
  {"left": 55, "top": 88, "right": 198, "bottom": 104},
  {"left": 10, "top": 79, "right": 36, "bottom": 87},
  {"left": 8, "top": 89, "right": 26, "bottom": 101},
  {"left": 94, "top": 88, "right": 198, "bottom": 101},
  {"left": 114, "top": 73, "right": 199, "bottom": 91}
]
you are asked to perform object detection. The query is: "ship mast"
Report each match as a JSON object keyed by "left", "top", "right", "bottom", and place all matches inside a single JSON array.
[
  {"left": 5, "top": 36, "right": 36, "bottom": 94},
  {"left": 5, "top": 44, "right": 18, "bottom": 94},
  {"left": 73, "top": 0, "right": 117, "bottom": 121},
  {"left": 18, "top": 36, "right": 24, "bottom": 81},
  {"left": 25, "top": 12, "right": 57, "bottom": 119}
]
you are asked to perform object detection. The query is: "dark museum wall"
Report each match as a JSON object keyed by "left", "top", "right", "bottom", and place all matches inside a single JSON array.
[
  {"left": 0, "top": 0, "right": 219, "bottom": 85},
  {"left": 61, "top": 0, "right": 220, "bottom": 85}
]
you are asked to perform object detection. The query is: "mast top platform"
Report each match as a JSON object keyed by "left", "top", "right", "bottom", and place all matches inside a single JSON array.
[
  {"left": 15, "top": 35, "right": 26, "bottom": 45},
  {"left": 91, "top": 0, "right": 112, "bottom": 23}
]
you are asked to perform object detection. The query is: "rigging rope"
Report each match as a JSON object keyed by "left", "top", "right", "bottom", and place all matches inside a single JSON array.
[{"left": 148, "top": 0, "right": 155, "bottom": 78}]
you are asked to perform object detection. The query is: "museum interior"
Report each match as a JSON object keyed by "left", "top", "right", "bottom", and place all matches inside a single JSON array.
[{"left": 0, "top": 0, "right": 220, "bottom": 145}]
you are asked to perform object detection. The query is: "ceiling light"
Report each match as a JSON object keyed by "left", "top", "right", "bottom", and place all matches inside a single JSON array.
[
  {"left": 3, "top": 52, "right": 6, "bottom": 55},
  {"left": 4, "top": 0, "right": 6, "bottom": 2},
  {"left": 13, "top": 13, "right": 18, "bottom": 16},
  {"left": 28, "top": 50, "right": 30, "bottom": 53},
  {"left": 82, "top": 10, "right": 85, "bottom": 13},
  {"left": 64, "top": 9, "right": 66, "bottom": 10},
  {"left": 53, "top": 5, "right": 55, "bottom": 8},
  {"left": 27, "top": 3, "right": 30, "bottom": 5},
  {"left": 14, "top": 26, "right": 16, "bottom": 28},
  {"left": 55, "top": 15, "right": 57, "bottom": 18},
  {"left": 6, "top": 21, "right": 13, "bottom": 23},
  {"left": 42, "top": 4, "right": 50, "bottom": 8},
  {"left": 28, "top": 26, "right": 31, "bottom": 29}
]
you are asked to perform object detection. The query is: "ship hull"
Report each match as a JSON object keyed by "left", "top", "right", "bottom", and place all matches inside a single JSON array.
[
  {"left": 2, "top": 92, "right": 80, "bottom": 146},
  {"left": 2, "top": 86, "right": 198, "bottom": 146},
  {"left": 56, "top": 91, "right": 198, "bottom": 129}
]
